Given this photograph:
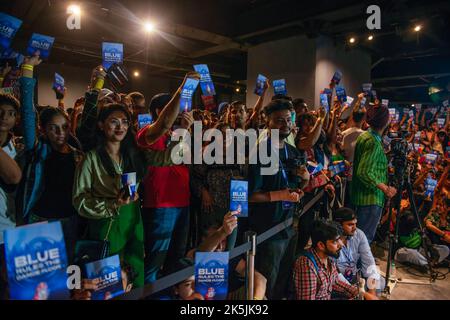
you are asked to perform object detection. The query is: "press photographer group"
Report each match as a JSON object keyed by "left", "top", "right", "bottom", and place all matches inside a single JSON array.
[{"left": 0, "top": 0, "right": 449, "bottom": 304}]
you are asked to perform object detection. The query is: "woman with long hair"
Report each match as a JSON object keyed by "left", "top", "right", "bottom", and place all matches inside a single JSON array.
[{"left": 73, "top": 104, "right": 145, "bottom": 287}]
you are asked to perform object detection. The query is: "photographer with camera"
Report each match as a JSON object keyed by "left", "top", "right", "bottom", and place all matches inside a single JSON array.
[{"left": 351, "top": 102, "right": 397, "bottom": 243}]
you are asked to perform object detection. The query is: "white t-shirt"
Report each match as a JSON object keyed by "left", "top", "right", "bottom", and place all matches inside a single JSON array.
[
  {"left": 341, "top": 127, "right": 364, "bottom": 181},
  {"left": 341, "top": 127, "right": 364, "bottom": 163},
  {"left": 0, "top": 139, "right": 17, "bottom": 244}
]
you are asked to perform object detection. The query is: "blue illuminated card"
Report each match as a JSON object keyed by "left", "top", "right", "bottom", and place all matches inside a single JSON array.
[
  {"left": 335, "top": 86, "right": 347, "bottom": 103},
  {"left": 84, "top": 254, "right": 124, "bottom": 300},
  {"left": 53, "top": 72, "right": 64, "bottom": 93},
  {"left": 425, "top": 177, "right": 437, "bottom": 198},
  {"left": 180, "top": 78, "right": 199, "bottom": 113},
  {"left": 320, "top": 93, "right": 329, "bottom": 113},
  {"left": 329, "top": 161, "right": 346, "bottom": 176},
  {"left": 0, "top": 13, "right": 22, "bottom": 49},
  {"left": 254, "top": 74, "right": 267, "bottom": 96},
  {"left": 273, "top": 79, "right": 287, "bottom": 96},
  {"left": 195, "top": 252, "right": 229, "bottom": 300},
  {"left": 3, "top": 221, "right": 69, "bottom": 300},
  {"left": 193, "top": 64, "right": 216, "bottom": 96},
  {"left": 138, "top": 113, "right": 153, "bottom": 129},
  {"left": 230, "top": 180, "right": 248, "bottom": 218},
  {"left": 307, "top": 162, "right": 324, "bottom": 176},
  {"left": 27, "top": 33, "right": 55, "bottom": 59},
  {"left": 102, "top": 42, "right": 123, "bottom": 71},
  {"left": 331, "top": 70, "right": 342, "bottom": 85}
]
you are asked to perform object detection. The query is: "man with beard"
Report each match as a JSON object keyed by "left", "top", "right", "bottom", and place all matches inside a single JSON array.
[
  {"left": 249, "top": 99, "right": 308, "bottom": 299},
  {"left": 333, "top": 207, "right": 382, "bottom": 298},
  {"left": 293, "top": 219, "right": 377, "bottom": 300}
]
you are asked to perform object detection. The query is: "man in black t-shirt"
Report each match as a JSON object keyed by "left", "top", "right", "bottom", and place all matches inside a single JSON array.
[{"left": 249, "top": 99, "right": 308, "bottom": 299}]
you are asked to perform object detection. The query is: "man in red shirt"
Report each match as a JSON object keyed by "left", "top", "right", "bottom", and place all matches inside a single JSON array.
[{"left": 137, "top": 90, "right": 195, "bottom": 283}]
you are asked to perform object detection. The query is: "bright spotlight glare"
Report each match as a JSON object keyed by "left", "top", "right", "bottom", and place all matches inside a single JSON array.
[
  {"left": 349, "top": 37, "right": 356, "bottom": 44},
  {"left": 134, "top": 71, "right": 140, "bottom": 77},
  {"left": 67, "top": 4, "right": 81, "bottom": 15},
  {"left": 144, "top": 21, "right": 155, "bottom": 33},
  {"left": 368, "top": 35, "right": 374, "bottom": 41},
  {"left": 414, "top": 25, "right": 422, "bottom": 32}
]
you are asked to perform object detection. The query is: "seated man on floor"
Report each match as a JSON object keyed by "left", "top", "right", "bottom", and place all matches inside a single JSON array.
[
  {"left": 292, "top": 219, "right": 378, "bottom": 300},
  {"left": 333, "top": 207, "right": 385, "bottom": 297},
  {"left": 395, "top": 210, "right": 449, "bottom": 272}
]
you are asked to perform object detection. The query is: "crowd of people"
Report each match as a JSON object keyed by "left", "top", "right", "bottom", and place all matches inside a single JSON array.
[{"left": 0, "top": 50, "right": 449, "bottom": 300}]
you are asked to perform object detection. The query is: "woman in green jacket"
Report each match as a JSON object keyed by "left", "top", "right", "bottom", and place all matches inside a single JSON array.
[{"left": 73, "top": 103, "right": 146, "bottom": 288}]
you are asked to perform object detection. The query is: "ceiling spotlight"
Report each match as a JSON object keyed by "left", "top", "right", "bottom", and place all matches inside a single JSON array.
[
  {"left": 368, "top": 35, "right": 374, "bottom": 41},
  {"left": 144, "top": 21, "right": 155, "bottom": 33},
  {"left": 349, "top": 37, "right": 356, "bottom": 44},
  {"left": 133, "top": 71, "right": 140, "bottom": 77},
  {"left": 414, "top": 25, "right": 422, "bottom": 32},
  {"left": 67, "top": 4, "right": 81, "bottom": 15},
  {"left": 235, "top": 87, "right": 240, "bottom": 93}
]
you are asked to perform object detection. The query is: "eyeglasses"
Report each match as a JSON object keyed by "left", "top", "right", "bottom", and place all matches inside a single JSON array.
[{"left": 109, "top": 118, "right": 130, "bottom": 128}]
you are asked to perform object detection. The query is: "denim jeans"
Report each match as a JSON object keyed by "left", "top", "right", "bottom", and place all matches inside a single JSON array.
[
  {"left": 142, "top": 207, "right": 190, "bottom": 283},
  {"left": 355, "top": 205, "right": 383, "bottom": 243}
]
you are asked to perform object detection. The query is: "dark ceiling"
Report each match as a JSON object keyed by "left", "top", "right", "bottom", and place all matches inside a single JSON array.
[{"left": 1, "top": 0, "right": 450, "bottom": 104}]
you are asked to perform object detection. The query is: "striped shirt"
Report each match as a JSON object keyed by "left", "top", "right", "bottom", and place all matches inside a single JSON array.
[{"left": 351, "top": 129, "right": 388, "bottom": 207}]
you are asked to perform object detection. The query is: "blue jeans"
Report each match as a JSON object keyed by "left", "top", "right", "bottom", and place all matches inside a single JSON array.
[
  {"left": 355, "top": 205, "right": 383, "bottom": 243},
  {"left": 142, "top": 207, "right": 190, "bottom": 283}
]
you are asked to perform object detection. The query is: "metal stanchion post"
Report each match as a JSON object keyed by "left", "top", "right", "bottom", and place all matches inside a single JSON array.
[{"left": 245, "top": 231, "right": 257, "bottom": 300}]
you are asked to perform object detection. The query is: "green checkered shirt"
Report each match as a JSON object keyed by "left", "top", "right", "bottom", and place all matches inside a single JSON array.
[{"left": 351, "top": 129, "right": 388, "bottom": 207}]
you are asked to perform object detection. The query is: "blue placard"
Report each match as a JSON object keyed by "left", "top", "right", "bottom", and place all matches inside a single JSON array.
[
  {"left": 53, "top": 72, "right": 64, "bottom": 92},
  {"left": 320, "top": 93, "right": 329, "bottom": 113},
  {"left": 3, "top": 221, "right": 69, "bottom": 300},
  {"left": 425, "top": 178, "right": 437, "bottom": 198},
  {"left": 335, "top": 86, "right": 347, "bottom": 103},
  {"left": 307, "top": 162, "right": 324, "bottom": 176},
  {"left": 102, "top": 42, "right": 123, "bottom": 71},
  {"left": 193, "top": 64, "right": 216, "bottom": 96},
  {"left": 331, "top": 70, "right": 342, "bottom": 85},
  {"left": 273, "top": 79, "right": 287, "bottom": 96},
  {"left": 329, "top": 161, "right": 346, "bottom": 176},
  {"left": 195, "top": 252, "right": 229, "bottom": 300},
  {"left": 138, "top": 113, "right": 153, "bottom": 129},
  {"left": 26, "top": 33, "right": 55, "bottom": 59},
  {"left": 180, "top": 78, "right": 199, "bottom": 113},
  {"left": 425, "top": 153, "right": 438, "bottom": 164},
  {"left": 84, "top": 254, "right": 124, "bottom": 300},
  {"left": 254, "top": 74, "right": 267, "bottom": 96},
  {"left": 0, "top": 13, "right": 22, "bottom": 50},
  {"left": 229, "top": 180, "right": 248, "bottom": 218}
]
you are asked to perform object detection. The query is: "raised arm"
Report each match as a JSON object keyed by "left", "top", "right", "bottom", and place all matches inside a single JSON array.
[{"left": 141, "top": 72, "right": 200, "bottom": 145}]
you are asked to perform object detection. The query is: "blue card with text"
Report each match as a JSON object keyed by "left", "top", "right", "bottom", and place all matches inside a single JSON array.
[
  {"left": 331, "top": 70, "right": 342, "bottom": 85},
  {"left": 230, "top": 180, "right": 248, "bottom": 218},
  {"left": 0, "top": 13, "right": 22, "bottom": 50},
  {"left": 195, "top": 252, "right": 229, "bottom": 300},
  {"left": 138, "top": 113, "right": 153, "bottom": 129},
  {"left": 27, "top": 33, "right": 55, "bottom": 59},
  {"left": 193, "top": 64, "right": 216, "bottom": 96},
  {"left": 320, "top": 93, "right": 329, "bottom": 113},
  {"left": 84, "top": 254, "right": 124, "bottom": 300},
  {"left": 425, "top": 178, "right": 437, "bottom": 198},
  {"left": 254, "top": 74, "right": 267, "bottom": 96},
  {"left": 102, "top": 42, "right": 123, "bottom": 71},
  {"left": 273, "top": 79, "right": 287, "bottom": 96},
  {"left": 335, "top": 86, "right": 347, "bottom": 103},
  {"left": 180, "top": 78, "right": 199, "bottom": 113},
  {"left": 3, "top": 221, "right": 69, "bottom": 300},
  {"left": 53, "top": 72, "right": 64, "bottom": 93},
  {"left": 362, "top": 83, "right": 372, "bottom": 95}
]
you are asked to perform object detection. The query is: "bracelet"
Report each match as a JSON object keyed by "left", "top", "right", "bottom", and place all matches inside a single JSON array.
[
  {"left": 94, "top": 78, "right": 104, "bottom": 90},
  {"left": 21, "top": 64, "right": 34, "bottom": 72}
]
